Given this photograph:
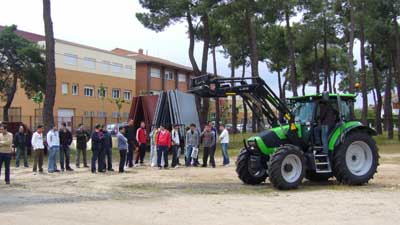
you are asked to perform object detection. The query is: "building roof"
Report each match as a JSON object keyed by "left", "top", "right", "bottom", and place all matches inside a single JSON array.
[
  {"left": 0, "top": 25, "right": 45, "bottom": 42},
  {"left": 111, "top": 48, "right": 193, "bottom": 72}
]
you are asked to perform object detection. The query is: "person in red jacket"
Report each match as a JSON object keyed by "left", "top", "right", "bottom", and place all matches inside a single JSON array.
[
  {"left": 136, "top": 121, "right": 147, "bottom": 165},
  {"left": 156, "top": 124, "right": 171, "bottom": 169}
]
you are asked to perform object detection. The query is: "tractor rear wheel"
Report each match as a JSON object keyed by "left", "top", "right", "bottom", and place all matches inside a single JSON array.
[
  {"left": 333, "top": 132, "right": 379, "bottom": 185},
  {"left": 236, "top": 148, "right": 268, "bottom": 185},
  {"left": 268, "top": 145, "right": 306, "bottom": 190}
]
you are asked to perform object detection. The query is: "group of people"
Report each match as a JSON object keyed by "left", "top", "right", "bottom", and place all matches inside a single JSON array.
[{"left": 0, "top": 119, "right": 230, "bottom": 184}]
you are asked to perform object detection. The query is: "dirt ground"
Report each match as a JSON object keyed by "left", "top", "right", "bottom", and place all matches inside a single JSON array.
[{"left": 1, "top": 153, "right": 400, "bottom": 225}]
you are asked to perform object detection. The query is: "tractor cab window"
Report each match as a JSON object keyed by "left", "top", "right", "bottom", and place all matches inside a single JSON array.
[
  {"left": 293, "top": 102, "right": 315, "bottom": 123},
  {"left": 339, "top": 100, "right": 352, "bottom": 121}
]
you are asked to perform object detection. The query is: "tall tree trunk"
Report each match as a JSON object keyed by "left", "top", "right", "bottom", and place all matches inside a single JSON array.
[
  {"left": 347, "top": 0, "right": 356, "bottom": 117},
  {"left": 2, "top": 75, "right": 18, "bottom": 121},
  {"left": 245, "top": 7, "right": 259, "bottom": 132},
  {"left": 314, "top": 43, "right": 320, "bottom": 94},
  {"left": 285, "top": 9, "right": 298, "bottom": 96},
  {"left": 231, "top": 57, "right": 237, "bottom": 134},
  {"left": 384, "top": 63, "right": 394, "bottom": 139},
  {"left": 371, "top": 43, "right": 383, "bottom": 134},
  {"left": 43, "top": 0, "right": 56, "bottom": 131},
  {"left": 277, "top": 68, "right": 283, "bottom": 100},
  {"left": 302, "top": 81, "right": 306, "bottom": 96},
  {"left": 323, "top": 16, "right": 330, "bottom": 92},
  {"left": 333, "top": 69, "right": 337, "bottom": 93},
  {"left": 212, "top": 46, "right": 220, "bottom": 130},
  {"left": 242, "top": 62, "right": 248, "bottom": 133},
  {"left": 359, "top": 21, "right": 368, "bottom": 125},
  {"left": 186, "top": 11, "right": 200, "bottom": 75},
  {"left": 394, "top": 18, "right": 400, "bottom": 141}
]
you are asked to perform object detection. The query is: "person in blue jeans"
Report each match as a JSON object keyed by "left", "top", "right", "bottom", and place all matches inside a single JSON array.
[
  {"left": 46, "top": 126, "right": 60, "bottom": 173},
  {"left": 0, "top": 124, "right": 13, "bottom": 184},
  {"left": 185, "top": 124, "right": 199, "bottom": 167},
  {"left": 219, "top": 124, "right": 230, "bottom": 166}
]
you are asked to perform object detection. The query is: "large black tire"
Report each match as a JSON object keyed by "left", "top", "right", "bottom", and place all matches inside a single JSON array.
[
  {"left": 268, "top": 145, "right": 306, "bottom": 190},
  {"left": 236, "top": 148, "right": 268, "bottom": 185},
  {"left": 305, "top": 170, "right": 332, "bottom": 182},
  {"left": 333, "top": 132, "right": 379, "bottom": 185}
]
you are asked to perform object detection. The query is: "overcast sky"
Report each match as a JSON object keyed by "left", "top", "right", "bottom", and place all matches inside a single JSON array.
[{"left": 0, "top": 0, "right": 367, "bottom": 107}]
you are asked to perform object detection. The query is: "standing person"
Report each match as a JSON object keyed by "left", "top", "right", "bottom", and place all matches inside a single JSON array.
[
  {"left": 75, "top": 124, "right": 90, "bottom": 168},
  {"left": 46, "top": 126, "right": 60, "bottom": 173},
  {"left": 318, "top": 92, "right": 339, "bottom": 154},
  {"left": 31, "top": 125, "right": 45, "bottom": 175},
  {"left": 156, "top": 125, "right": 171, "bottom": 169},
  {"left": 91, "top": 124, "right": 104, "bottom": 173},
  {"left": 59, "top": 123, "right": 73, "bottom": 172},
  {"left": 136, "top": 121, "right": 147, "bottom": 166},
  {"left": 125, "top": 120, "right": 136, "bottom": 168},
  {"left": 219, "top": 124, "right": 230, "bottom": 166},
  {"left": 149, "top": 127, "right": 160, "bottom": 167},
  {"left": 171, "top": 124, "right": 180, "bottom": 168},
  {"left": 185, "top": 124, "right": 200, "bottom": 167},
  {"left": 117, "top": 127, "right": 128, "bottom": 173},
  {"left": 208, "top": 121, "right": 217, "bottom": 164},
  {"left": 0, "top": 124, "right": 13, "bottom": 184},
  {"left": 102, "top": 125, "right": 113, "bottom": 172},
  {"left": 14, "top": 126, "right": 29, "bottom": 168},
  {"left": 201, "top": 125, "right": 216, "bottom": 168}
]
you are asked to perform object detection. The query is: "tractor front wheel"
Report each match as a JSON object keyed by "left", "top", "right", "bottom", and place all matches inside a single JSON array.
[
  {"left": 236, "top": 148, "right": 268, "bottom": 185},
  {"left": 269, "top": 145, "right": 306, "bottom": 190},
  {"left": 333, "top": 132, "right": 379, "bottom": 185}
]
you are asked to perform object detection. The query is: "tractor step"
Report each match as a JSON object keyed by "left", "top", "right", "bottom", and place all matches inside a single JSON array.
[{"left": 314, "top": 153, "right": 332, "bottom": 173}]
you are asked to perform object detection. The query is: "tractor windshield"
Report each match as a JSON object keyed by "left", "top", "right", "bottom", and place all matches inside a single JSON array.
[{"left": 293, "top": 102, "right": 315, "bottom": 123}]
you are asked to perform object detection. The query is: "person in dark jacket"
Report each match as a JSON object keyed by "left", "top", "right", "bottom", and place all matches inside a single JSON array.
[
  {"left": 59, "top": 122, "right": 73, "bottom": 172},
  {"left": 14, "top": 126, "right": 29, "bottom": 168},
  {"left": 91, "top": 124, "right": 104, "bottom": 173},
  {"left": 318, "top": 92, "right": 339, "bottom": 154},
  {"left": 124, "top": 120, "right": 136, "bottom": 168},
  {"left": 75, "top": 124, "right": 90, "bottom": 168},
  {"left": 101, "top": 125, "right": 113, "bottom": 172}
]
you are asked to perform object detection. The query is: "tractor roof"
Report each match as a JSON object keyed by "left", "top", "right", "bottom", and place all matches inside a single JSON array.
[{"left": 287, "top": 93, "right": 356, "bottom": 101}]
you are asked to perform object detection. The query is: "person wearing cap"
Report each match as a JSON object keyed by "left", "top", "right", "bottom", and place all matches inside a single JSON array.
[
  {"left": 0, "top": 124, "right": 13, "bottom": 184},
  {"left": 171, "top": 124, "right": 180, "bottom": 168},
  {"left": 91, "top": 124, "right": 104, "bottom": 173},
  {"left": 156, "top": 125, "right": 171, "bottom": 169}
]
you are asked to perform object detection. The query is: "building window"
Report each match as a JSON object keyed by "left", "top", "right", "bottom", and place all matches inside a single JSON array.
[
  {"left": 178, "top": 73, "right": 186, "bottom": 82},
  {"left": 122, "top": 112, "right": 129, "bottom": 119},
  {"left": 112, "top": 89, "right": 120, "bottom": 99},
  {"left": 84, "top": 111, "right": 95, "bottom": 117},
  {"left": 111, "top": 63, "right": 123, "bottom": 74},
  {"left": 112, "top": 112, "right": 120, "bottom": 118},
  {"left": 150, "top": 67, "right": 161, "bottom": 78},
  {"left": 165, "top": 70, "right": 173, "bottom": 80},
  {"left": 98, "top": 112, "right": 107, "bottom": 118},
  {"left": 84, "top": 86, "right": 94, "bottom": 97},
  {"left": 83, "top": 57, "right": 96, "bottom": 69},
  {"left": 72, "top": 84, "right": 79, "bottom": 96},
  {"left": 124, "top": 65, "right": 133, "bottom": 75},
  {"left": 98, "top": 87, "right": 107, "bottom": 98},
  {"left": 124, "top": 90, "right": 132, "bottom": 101},
  {"left": 100, "top": 61, "right": 110, "bottom": 71},
  {"left": 61, "top": 83, "right": 69, "bottom": 95},
  {"left": 64, "top": 53, "right": 78, "bottom": 65}
]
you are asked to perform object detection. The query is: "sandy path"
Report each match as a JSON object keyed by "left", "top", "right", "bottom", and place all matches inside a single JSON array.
[{"left": 1, "top": 155, "right": 400, "bottom": 225}]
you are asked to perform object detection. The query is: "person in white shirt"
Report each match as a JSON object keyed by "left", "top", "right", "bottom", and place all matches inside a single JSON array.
[
  {"left": 171, "top": 124, "right": 180, "bottom": 168},
  {"left": 31, "top": 125, "right": 45, "bottom": 174},
  {"left": 219, "top": 124, "right": 230, "bottom": 166},
  {"left": 47, "top": 126, "right": 60, "bottom": 173}
]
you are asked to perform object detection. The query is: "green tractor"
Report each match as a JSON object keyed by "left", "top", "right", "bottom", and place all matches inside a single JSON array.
[{"left": 190, "top": 75, "right": 379, "bottom": 190}]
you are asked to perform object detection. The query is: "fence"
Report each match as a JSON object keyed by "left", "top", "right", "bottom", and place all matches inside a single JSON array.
[{"left": 7, "top": 115, "right": 129, "bottom": 133}]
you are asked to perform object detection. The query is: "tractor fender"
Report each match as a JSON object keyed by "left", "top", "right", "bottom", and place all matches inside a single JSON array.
[{"left": 328, "top": 121, "right": 377, "bottom": 151}]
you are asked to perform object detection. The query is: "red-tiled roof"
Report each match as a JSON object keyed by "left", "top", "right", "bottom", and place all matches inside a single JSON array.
[
  {"left": 111, "top": 48, "right": 193, "bottom": 72},
  {"left": 0, "top": 25, "right": 45, "bottom": 42}
]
